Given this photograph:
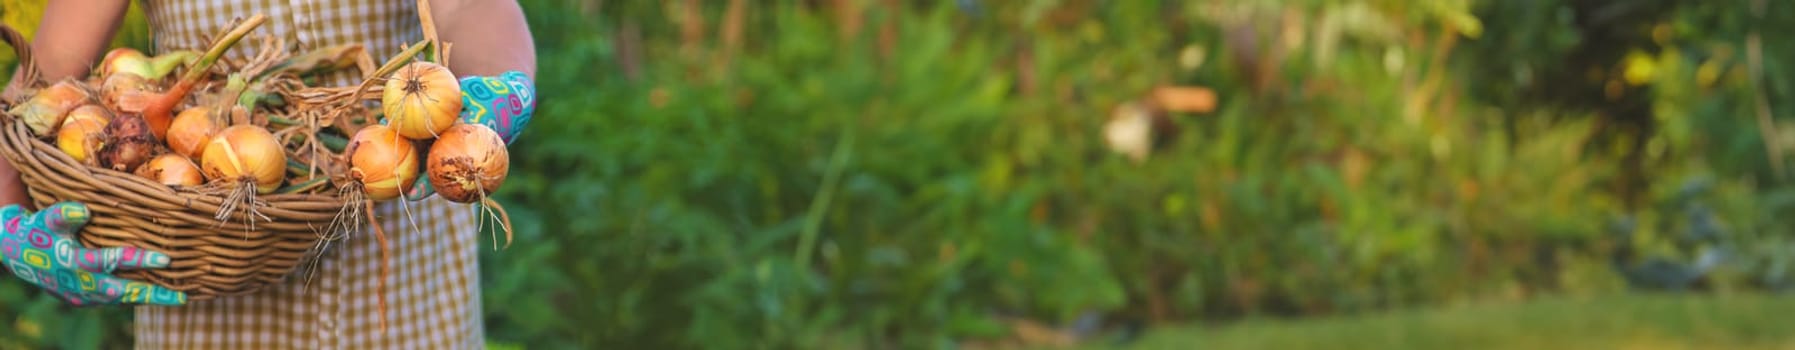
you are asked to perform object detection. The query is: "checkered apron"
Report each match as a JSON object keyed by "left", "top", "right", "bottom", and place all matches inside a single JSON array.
[{"left": 130, "top": 1, "right": 485, "bottom": 349}]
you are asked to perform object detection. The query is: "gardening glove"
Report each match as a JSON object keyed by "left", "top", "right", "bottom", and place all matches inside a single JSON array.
[
  {"left": 405, "top": 71, "right": 535, "bottom": 201},
  {"left": 0, "top": 202, "right": 186, "bottom": 306},
  {"left": 455, "top": 70, "right": 536, "bottom": 143}
]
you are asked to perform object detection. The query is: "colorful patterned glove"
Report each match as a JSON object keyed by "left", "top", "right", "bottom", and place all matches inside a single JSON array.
[
  {"left": 405, "top": 71, "right": 535, "bottom": 201},
  {"left": 456, "top": 71, "right": 535, "bottom": 143},
  {"left": 0, "top": 202, "right": 186, "bottom": 306}
]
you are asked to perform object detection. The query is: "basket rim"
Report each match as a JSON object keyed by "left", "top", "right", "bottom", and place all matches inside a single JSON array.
[
  {"left": 0, "top": 15, "right": 396, "bottom": 302},
  {"left": 0, "top": 113, "right": 356, "bottom": 299},
  {"left": 0, "top": 115, "right": 350, "bottom": 202}
]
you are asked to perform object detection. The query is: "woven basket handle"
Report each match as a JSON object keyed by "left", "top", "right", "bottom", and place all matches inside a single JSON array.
[{"left": 0, "top": 24, "right": 39, "bottom": 108}]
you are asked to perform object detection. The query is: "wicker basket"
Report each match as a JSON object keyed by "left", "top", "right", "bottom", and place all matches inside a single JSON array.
[
  {"left": 0, "top": 24, "right": 347, "bottom": 300},
  {"left": 0, "top": 119, "right": 343, "bottom": 299}
]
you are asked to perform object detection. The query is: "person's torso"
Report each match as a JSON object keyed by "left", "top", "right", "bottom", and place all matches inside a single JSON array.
[
  {"left": 141, "top": 0, "right": 425, "bottom": 87},
  {"left": 129, "top": 5, "right": 483, "bottom": 349},
  {"left": 141, "top": 0, "right": 433, "bottom": 213}
]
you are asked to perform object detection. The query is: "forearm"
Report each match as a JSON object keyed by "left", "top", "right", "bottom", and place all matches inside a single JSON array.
[
  {"left": 400, "top": 1, "right": 538, "bottom": 201},
  {"left": 0, "top": 164, "right": 26, "bottom": 208},
  {"left": 7, "top": 1, "right": 129, "bottom": 86},
  {"left": 431, "top": 0, "right": 537, "bottom": 79}
]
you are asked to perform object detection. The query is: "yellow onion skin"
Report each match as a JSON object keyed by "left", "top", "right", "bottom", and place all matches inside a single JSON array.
[
  {"left": 136, "top": 154, "right": 205, "bottom": 187},
  {"left": 56, "top": 118, "right": 106, "bottom": 164},
  {"left": 65, "top": 104, "right": 114, "bottom": 125},
  {"left": 11, "top": 81, "right": 90, "bottom": 136},
  {"left": 201, "top": 125, "right": 287, "bottom": 194},
  {"left": 346, "top": 125, "right": 420, "bottom": 201},
  {"left": 382, "top": 62, "right": 463, "bottom": 140},
  {"left": 100, "top": 73, "right": 151, "bottom": 112},
  {"left": 99, "top": 48, "right": 153, "bottom": 79},
  {"left": 167, "top": 108, "right": 217, "bottom": 159},
  {"left": 427, "top": 124, "right": 509, "bottom": 203},
  {"left": 57, "top": 105, "right": 113, "bottom": 163}
]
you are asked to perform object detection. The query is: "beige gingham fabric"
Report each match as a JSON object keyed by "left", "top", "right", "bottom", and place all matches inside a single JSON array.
[
  {"left": 143, "top": 0, "right": 425, "bottom": 81},
  {"left": 131, "top": 1, "right": 484, "bottom": 349}
]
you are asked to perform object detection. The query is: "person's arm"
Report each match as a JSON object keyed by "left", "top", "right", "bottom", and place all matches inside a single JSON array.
[
  {"left": 402, "top": 0, "right": 537, "bottom": 201},
  {"left": 0, "top": 4, "right": 185, "bottom": 307},
  {"left": 430, "top": 0, "right": 537, "bottom": 79},
  {"left": 0, "top": 2, "right": 131, "bottom": 208}
]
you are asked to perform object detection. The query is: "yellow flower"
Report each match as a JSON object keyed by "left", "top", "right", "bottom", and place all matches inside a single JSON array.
[{"left": 1623, "top": 51, "right": 1658, "bottom": 86}]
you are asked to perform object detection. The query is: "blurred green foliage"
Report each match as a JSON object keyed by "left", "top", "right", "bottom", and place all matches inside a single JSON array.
[
  {"left": 1118, "top": 293, "right": 1795, "bottom": 349},
  {"left": 1, "top": 0, "right": 1794, "bottom": 349}
]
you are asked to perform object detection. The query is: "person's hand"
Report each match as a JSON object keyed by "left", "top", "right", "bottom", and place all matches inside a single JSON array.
[
  {"left": 454, "top": 70, "right": 536, "bottom": 143},
  {"left": 0, "top": 202, "right": 186, "bottom": 306},
  {"left": 405, "top": 71, "right": 535, "bottom": 201}
]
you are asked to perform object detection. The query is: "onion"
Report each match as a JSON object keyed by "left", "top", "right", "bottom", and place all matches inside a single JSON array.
[
  {"left": 382, "top": 62, "right": 463, "bottom": 140},
  {"left": 96, "top": 114, "right": 159, "bottom": 173},
  {"left": 427, "top": 124, "right": 508, "bottom": 203},
  {"left": 136, "top": 154, "right": 205, "bottom": 187},
  {"left": 167, "top": 107, "right": 218, "bottom": 159},
  {"left": 345, "top": 125, "right": 421, "bottom": 201},
  {"left": 98, "top": 48, "right": 195, "bottom": 82},
  {"left": 56, "top": 105, "right": 113, "bottom": 164},
  {"left": 10, "top": 80, "right": 90, "bottom": 136},
  {"left": 101, "top": 73, "right": 152, "bottom": 112},
  {"left": 99, "top": 48, "right": 152, "bottom": 79},
  {"left": 200, "top": 125, "right": 287, "bottom": 194},
  {"left": 56, "top": 117, "right": 106, "bottom": 164},
  {"left": 64, "top": 104, "right": 114, "bottom": 125}
]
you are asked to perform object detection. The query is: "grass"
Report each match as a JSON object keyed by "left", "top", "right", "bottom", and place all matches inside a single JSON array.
[{"left": 1091, "top": 293, "right": 1795, "bottom": 350}]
